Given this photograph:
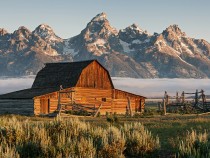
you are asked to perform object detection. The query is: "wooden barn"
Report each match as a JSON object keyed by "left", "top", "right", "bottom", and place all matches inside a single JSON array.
[{"left": 0, "top": 60, "right": 146, "bottom": 116}]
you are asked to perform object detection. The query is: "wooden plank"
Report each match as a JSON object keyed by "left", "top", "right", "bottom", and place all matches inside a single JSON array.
[
  {"left": 75, "top": 61, "right": 113, "bottom": 89},
  {"left": 94, "top": 104, "right": 103, "bottom": 117}
]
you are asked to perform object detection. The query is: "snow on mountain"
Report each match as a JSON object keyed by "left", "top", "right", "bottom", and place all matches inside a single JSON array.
[
  {"left": 33, "top": 24, "right": 63, "bottom": 45},
  {"left": 63, "top": 39, "right": 79, "bottom": 56},
  {"left": 1, "top": 13, "right": 210, "bottom": 78},
  {"left": 119, "top": 39, "right": 134, "bottom": 53}
]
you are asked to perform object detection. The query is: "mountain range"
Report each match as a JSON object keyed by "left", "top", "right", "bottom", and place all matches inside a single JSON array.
[{"left": 0, "top": 12, "right": 210, "bottom": 78}]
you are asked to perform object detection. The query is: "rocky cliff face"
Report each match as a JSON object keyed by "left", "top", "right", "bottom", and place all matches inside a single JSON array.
[{"left": 0, "top": 13, "right": 210, "bottom": 78}]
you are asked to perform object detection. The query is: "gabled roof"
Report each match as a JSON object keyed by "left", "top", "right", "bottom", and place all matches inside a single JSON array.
[{"left": 32, "top": 60, "right": 95, "bottom": 89}]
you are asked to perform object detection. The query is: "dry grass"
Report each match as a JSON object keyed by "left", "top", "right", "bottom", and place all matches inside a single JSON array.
[
  {"left": 0, "top": 115, "right": 160, "bottom": 158},
  {"left": 177, "top": 130, "right": 210, "bottom": 158},
  {"left": 2, "top": 114, "right": 210, "bottom": 157}
]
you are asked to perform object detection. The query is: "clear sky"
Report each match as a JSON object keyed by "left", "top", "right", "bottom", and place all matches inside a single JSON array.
[{"left": 0, "top": 0, "right": 209, "bottom": 42}]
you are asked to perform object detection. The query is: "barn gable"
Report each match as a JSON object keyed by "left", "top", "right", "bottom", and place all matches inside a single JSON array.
[{"left": 76, "top": 60, "right": 114, "bottom": 89}]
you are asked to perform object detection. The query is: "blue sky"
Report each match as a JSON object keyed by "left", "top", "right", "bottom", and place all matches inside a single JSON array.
[{"left": 1, "top": 0, "right": 210, "bottom": 41}]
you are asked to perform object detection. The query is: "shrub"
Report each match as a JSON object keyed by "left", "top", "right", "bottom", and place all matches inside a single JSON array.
[
  {"left": 0, "top": 116, "right": 160, "bottom": 157},
  {"left": 17, "top": 142, "right": 43, "bottom": 158},
  {"left": 123, "top": 122, "right": 160, "bottom": 157},
  {"left": 142, "top": 108, "right": 155, "bottom": 117},
  {"left": 98, "top": 126, "right": 125, "bottom": 158},
  {"left": 177, "top": 130, "right": 210, "bottom": 158},
  {"left": 106, "top": 115, "right": 119, "bottom": 125}
]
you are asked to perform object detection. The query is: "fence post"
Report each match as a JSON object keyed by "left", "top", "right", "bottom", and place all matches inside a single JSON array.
[
  {"left": 127, "top": 97, "right": 133, "bottom": 117},
  {"left": 163, "top": 98, "right": 166, "bottom": 115}
]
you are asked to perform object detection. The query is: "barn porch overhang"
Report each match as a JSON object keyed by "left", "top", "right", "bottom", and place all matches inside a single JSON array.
[{"left": 0, "top": 87, "right": 60, "bottom": 99}]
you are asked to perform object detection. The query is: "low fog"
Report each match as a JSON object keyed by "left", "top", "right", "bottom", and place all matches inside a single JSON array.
[
  {"left": 0, "top": 77, "right": 210, "bottom": 98},
  {"left": 0, "top": 77, "right": 34, "bottom": 94},
  {"left": 112, "top": 78, "right": 210, "bottom": 98}
]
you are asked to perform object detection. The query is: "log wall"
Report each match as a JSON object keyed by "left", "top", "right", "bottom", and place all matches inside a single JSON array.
[
  {"left": 34, "top": 87, "right": 113, "bottom": 115},
  {"left": 76, "top": 61, "right": 113, "bottom": 89},
  {"left": 113, "top": 89, "right": 145, "bottom": 113},
  {"left": 0, "top": 99, "right": 34, "bottom": 115},
  {"left": 73, "top": 87, "right": 112, "bottom": 114},
  {"left": 34, "top": 87, "right": 146, "bottom": 115},
  {"left": 112, "top": 98, "right": 134, "bottom": 114}
]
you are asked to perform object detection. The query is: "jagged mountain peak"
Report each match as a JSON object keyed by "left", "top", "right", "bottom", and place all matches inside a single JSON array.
[
  {"left": 91, "top": 12, "right": 107, "bottom": 22},
  {"left": 167, "top": 24, "right": 181, "bottom": 30},
  {"left": 120, "top": 23, "right": 149, "bottom": 37},
  {"left": 119, "top": 23, "right": 150, "bottom": 45},
  {"left": 128, "top": 23, "right": 144, "bottom": 33},
  {"left": 34, "top": 24, "right": 55, "bottom": 37},
  {"left": 164, "top": 24, "right": 186, "bottom": 37},
  {"left": 0, "top": 28, "right": 9, "bottom": 36},
  {"left": 12, "top": 26, "right": 32, "bottom": 40},
  {"left": 17, "top": 26, "right": 31, "bottom": 32},
  {"left": 86, "top": 12, "right": 118, "bottom": 35},
  {"left": 33, "top": 24, "right": 62, "bottom": 44},
  {"left": 38, "top": 23, "right": 53, "bottom": 29},
  {"left": 1, "top": 13, "right": 210, "bottom": 79},
  {"left": 73, "top": 13, "right": 119, "bottom": 57},
  {"left": 82, "top": 13, "right": 118, "bottom": 42},
  {"left": 35, "top": 24, "right": 54, "bottom": 34}
]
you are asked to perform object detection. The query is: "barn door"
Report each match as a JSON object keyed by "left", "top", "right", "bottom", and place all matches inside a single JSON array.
[{"left": 40, "top": 99, "right": 50, "bottom": 114}]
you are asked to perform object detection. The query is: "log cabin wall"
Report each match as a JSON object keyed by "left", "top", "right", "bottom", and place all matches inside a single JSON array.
[
  {"left": 34, "top": 91, "right": 58, "bottom": 115},
  {"left": 112, "top": 89, "right": 145, "bottom": 113},
  {"left": 112, "top": 98, "right": 135, "bottom": 114},
  {"left": 73, "top": 87, "right": 113, "bottom": 114},
  {"left": 34, "top": 88, "right": 145, "bottom": 115},
  {"left": 76, "top": 61, "right": 113, "bottom": 89},
  {"left": 34, "top": 87, "right": 113, "bottom": 115}
]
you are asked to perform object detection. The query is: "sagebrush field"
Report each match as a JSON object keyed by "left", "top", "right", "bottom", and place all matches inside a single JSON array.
[{"left": 1, "top": 113, "right": 210, "bottom": 158}]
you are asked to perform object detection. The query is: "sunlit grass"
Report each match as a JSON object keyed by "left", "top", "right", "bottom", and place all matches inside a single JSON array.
[{"left": 0, "top": 115, "right": 160, "bottom": 157}]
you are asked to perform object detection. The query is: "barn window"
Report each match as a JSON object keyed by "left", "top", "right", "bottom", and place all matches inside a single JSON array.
[{"left": 102, "top": 98, "right": 106, "bottom": 102}]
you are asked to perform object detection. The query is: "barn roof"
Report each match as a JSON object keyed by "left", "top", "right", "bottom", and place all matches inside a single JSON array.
[
  {"left": 115, "top": 88, "right": 147, "bottom": 99},
  {"left": 0, "top": 87, "right": 59, "bottom": 99},
  {"left": 32, "top": 60, "right": 97, "bottom": 89}
]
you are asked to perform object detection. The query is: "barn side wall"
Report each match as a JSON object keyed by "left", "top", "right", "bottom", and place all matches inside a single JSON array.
[
  {"left": 0, "top": 99, "right": 34, "bottom": 115},
  {"left": 34, "top": 88, "right": 145, "bottom": 115},
  {"left": 112, "top": 89, "right": 145, "bottom": 113},
  {"left": 73, "top": 87, "right": 113, "bottom": 115},
  {"left": 34, "top": 87, "right": 113, "bottom": 115},
  {"left": 34, "top": 92, "right": 58, "bottom": 115}
]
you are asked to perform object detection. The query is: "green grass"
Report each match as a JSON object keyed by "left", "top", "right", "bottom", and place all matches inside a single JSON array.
[
  {"left": 1, "top": 114, "right": 210, "bottom": 157},
  {"left": 84, "top": 114, "right": 210, "bottom": 157}
]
